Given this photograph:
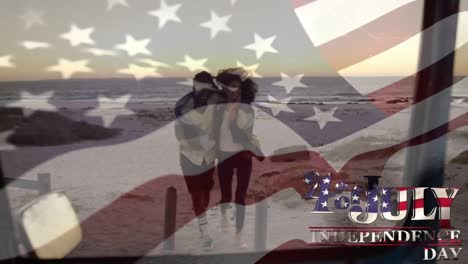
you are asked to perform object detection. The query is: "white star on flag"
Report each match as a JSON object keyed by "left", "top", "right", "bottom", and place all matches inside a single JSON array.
[
  {"left": 21, "top": 41, "right": 51, "bottom": 50},
  {"left": 177, "top": 55, "right": 209, "bottom": 72},
  {"left": 148, "top": 0, "right": 182, "bottom": 29},
  {"left": 372, "top": 195, "right": 378, "bottom": 202},
  {"left": 382, "top": 189, "right": 388, "bottom": 195},
  {"left": 200, "top": 11, "right": 232, "bottom": 39},
  {"left": 273, "top": 73, "right": 307, "bottom": 94},
  {"left": 6, "top": 91, "right": 56, "bottom": 117},
  {"left": 61, "top": 24, "right": 95, "bottom": 47},
  {"left": 352, "top": 194, "right": 359, "bottom": 201},
  {"left": 322, "top": 189, "right": 329, "bottom": 195},
  {"left": 46, "top": 58, "right": 93, "bottom": 79},
  {"left": 236, "top": 61, "right": 262, "bottom": 78},
  {"left": 258, "top": 95, "right": 294, "bottom": 116},
  {"left": 305, "top": 106, "right": 342, "bottom": 130},
  {"left": 0, "top": 55, "right": 14, "bottom": 68},
  {"left": 244, "top": 33, "right": 278, "bottom": 60},
  {"left": 86, "top": 95, "right": 134, "bottom": 127},
  {"left": 115, "top": 35, "right": 152, "bottom": 57},
  {"left": 118, "top": 64, "right": 162, "bottom": 80},
  {"left": 321, "top": 201, "right": 327, "bottom": 208},
  {"left": 138, "top": 58, "right": 171, "bottom": 69},
  {"left": 82, "top": 48, "right": 117, "bottom": 57},
  {"left": 107, "top": 0, "right": 129, "bottom": 11},
  {"left": 323, "top": 178, "right": 331, "bottom": 184},
  {"left": 382, "top": 202, "right": 388, "bottom": 208},
  {"left": 19, "top": 9, "right": 45, "bottom": 29}
]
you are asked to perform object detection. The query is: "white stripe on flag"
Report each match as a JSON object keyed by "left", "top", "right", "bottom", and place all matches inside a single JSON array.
[
  {"left": 294, "top": 0, "right": 416, "bottom": 46},
  {"left": 382, "top": 211, "right": 408, "bottom": 221},
  {"left": 1, "top": 104, "right": 312, "bottom": 219},
  {"left": 382, "top": 126, "right": 468, "bottom": 184},
  {"left": 339, "top": 12, "right": 468, "bottom": 94},
  {"left": 440, "top": 207, "right": 451, "bottom": 219},
  {"left": 316, "top": 77, "right": 468, "bottom": 171},
  {"left": 399, "top": 189, "right": 409, "bottom": 202},
  {"left": 413, "top": 207, "right": 435, "bottom": 220}
]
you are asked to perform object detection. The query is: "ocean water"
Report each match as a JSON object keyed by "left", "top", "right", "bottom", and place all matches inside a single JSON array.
[{"left": 0, "top": 77, "right": 466, "bottom": 105}]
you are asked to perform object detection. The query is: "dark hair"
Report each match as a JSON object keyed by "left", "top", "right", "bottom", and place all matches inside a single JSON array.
[
  {"left": 216, "top": 71, "right": 242, "bottom": 86},
  {"left": 240, "top": 78, "right": 257, "bottom": 104},
  {"left": 193, "top": 71, "right": 214, "bottom": 85},
  {"left": 216, "top": 68, "right": 258, "bottom": 104}
]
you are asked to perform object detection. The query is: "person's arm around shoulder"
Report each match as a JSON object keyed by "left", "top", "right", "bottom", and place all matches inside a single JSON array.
[{"left": 236, "top": 104, "right": 254, "bottom": 130}]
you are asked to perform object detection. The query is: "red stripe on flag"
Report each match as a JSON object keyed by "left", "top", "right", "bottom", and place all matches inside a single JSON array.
[
  {"left": 292, "top": 0, "right": 316, "bottom": 8},
  {"left": 398, "top": 187, "right": 413, "bottom": 191},
  {"left": 437, "top": 198, "right": 454, "bottom": 207},
  {"left": 367, "top": 47, "right": 468, "bottom": 116},
  {"left": 399, "top": 201, "right": 407, "bottom": 211},
  {"left": 316, "top": 2, "right": 468, "bottom": 71},
  {"left": 340, "top": 113, "right": 468, "bottom": 179},
  {"left": 414, "top": 198, "right": 424, "bottom": 209},
  {"left": 68, "top": 113, "right": 468, "bottom": 257},
  {"left": 440, "top": 219, "right": 453, "bottom": 229},
  {"left": 318, "top": 0, "right": 424, "bottom": 70}
]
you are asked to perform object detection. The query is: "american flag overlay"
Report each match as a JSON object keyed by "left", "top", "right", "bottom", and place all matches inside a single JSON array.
[{"left": 0, "top": 0, "right": 467, "bottom": 263}]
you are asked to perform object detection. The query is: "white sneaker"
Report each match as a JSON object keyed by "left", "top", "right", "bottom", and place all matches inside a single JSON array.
[
  {"left": 235, "top": 232, "right": 248, "bottom": 249},
  {"left": 201, "top": 235, "right": 214, "bottom": 251},
  {"left": 221, "top": 213, "right": 231, "bottom": 230},
  {"left": 220, "top": 204, "right": 235, "bottom": 230}
]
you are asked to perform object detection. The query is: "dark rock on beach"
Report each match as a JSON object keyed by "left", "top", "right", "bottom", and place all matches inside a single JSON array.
[{"left": 0, "top": 107, "right": 120, "bottom": 146}]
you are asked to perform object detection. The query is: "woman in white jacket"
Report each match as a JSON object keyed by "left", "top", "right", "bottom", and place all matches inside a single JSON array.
[{"left": 214, "top": 68, "right": 263, "bottom": 247}]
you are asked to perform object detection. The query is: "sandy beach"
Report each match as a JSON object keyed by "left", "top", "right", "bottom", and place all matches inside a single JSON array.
[{"left": 0, "top": 99, "right": 468, "bottom": 262}]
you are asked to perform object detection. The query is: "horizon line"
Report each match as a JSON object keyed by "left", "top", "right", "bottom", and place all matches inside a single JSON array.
[{"left": 1, "top": 75, "right": 467, "bottom": 83}]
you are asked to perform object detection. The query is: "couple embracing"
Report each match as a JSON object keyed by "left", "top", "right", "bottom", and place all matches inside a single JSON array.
[{"left": 174, "top": 68, "right": 264, "bottom": 250}]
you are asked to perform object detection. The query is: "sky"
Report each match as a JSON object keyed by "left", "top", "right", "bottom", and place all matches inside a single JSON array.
[{"left": 0, "top": 0, "right": 467, "bottom": 81}]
